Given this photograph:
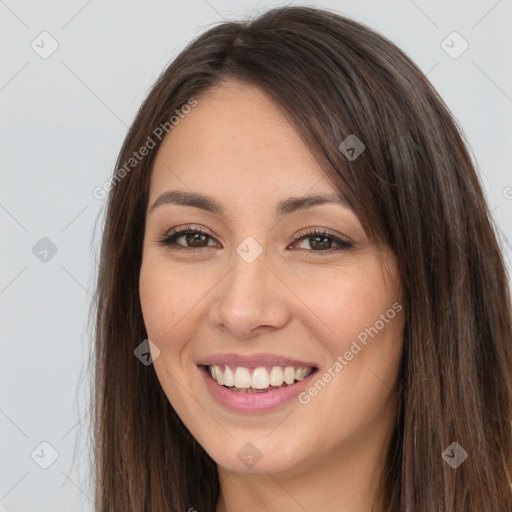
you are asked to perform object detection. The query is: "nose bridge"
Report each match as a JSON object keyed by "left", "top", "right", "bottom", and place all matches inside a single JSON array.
[
  {"left": 211, "top": 237, "right": 289, "bottom": 336},
  {"left": 230, "top": 239, "right": 269, "bottom": 298}
]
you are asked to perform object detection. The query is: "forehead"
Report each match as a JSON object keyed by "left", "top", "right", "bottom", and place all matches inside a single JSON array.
[{"left": 149, "top": 80, "right": 333, "bottom": 201}]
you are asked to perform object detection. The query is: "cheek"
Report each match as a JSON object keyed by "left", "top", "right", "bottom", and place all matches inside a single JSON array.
[
  {"left": 138, "top": 267, "right": 188, "bottom": 367},
  {"left": 138, "top": 255, "right": 203, "bottom": 346},
  {"left": 290, "top": 263, "right": 400, "bottom": 352},
  {"left": 298, "top": 284, "right": 403, "bottom": 446},
  {"left": 138, "top": 257, "right": 201, "bottom": 404},
  {"left": 139, "top": 262, "right": 173, "bottom": 342},
  {"left": 292, "top": 262, "right": 404, "bottom": 417}
]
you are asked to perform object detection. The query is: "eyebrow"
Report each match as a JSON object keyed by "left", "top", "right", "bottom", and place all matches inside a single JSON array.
[{"left": 148, "top": 190, "right": 351, "bottom": 218}]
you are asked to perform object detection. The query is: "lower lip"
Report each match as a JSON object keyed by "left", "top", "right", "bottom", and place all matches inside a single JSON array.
[{"left": 198, "top": 365, "right": 317, "bottom": 413}]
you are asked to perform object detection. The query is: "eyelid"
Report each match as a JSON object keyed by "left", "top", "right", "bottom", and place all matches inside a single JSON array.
[{"left": 292, "top": 226, "right": 352, "bottom": 245}]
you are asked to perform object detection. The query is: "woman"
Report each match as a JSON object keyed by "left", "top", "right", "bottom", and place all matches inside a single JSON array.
[{"left": 91, "top": 6, "right": 512, "bottom": 511}]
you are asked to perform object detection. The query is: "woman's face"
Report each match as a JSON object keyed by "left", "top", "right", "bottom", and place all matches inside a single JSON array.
[{"left": 139, "top": 80, "right": 404, "bottom": 477}]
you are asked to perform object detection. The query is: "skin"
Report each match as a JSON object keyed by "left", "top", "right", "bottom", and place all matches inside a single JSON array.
[{"left": 139, "top": 79, "right": 405, "bottom": 512}]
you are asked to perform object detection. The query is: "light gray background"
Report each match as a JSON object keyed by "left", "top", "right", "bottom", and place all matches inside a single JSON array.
[{"left": 1, "top": 1, "right": 511, "bottom": 511}]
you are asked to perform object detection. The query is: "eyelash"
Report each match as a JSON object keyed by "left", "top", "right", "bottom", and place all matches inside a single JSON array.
[{"left": 156, "top": 223, "right": 353, "bottom": 255}]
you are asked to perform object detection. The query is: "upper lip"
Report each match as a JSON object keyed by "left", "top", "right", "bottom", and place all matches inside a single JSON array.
[{"left": 196, "top": 353, "right": 318, "bottom": 369}]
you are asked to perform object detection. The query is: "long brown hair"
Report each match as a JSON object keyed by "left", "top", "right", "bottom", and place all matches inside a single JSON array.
[{"left": 89, "top": 6, "right": 512, "bottom": 511}]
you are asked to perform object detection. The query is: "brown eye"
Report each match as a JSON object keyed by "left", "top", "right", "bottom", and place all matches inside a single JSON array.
[
  {"left": 158, "top": 225, "right": 218, "bottom": 250},
  {"left": 291, "top": 229, "right": 353, "bottom": 253}
]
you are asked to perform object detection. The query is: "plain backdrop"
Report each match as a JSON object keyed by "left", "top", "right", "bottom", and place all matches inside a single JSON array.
[{"left": 1, "top": 1, "right": 511, "bottom": 510}]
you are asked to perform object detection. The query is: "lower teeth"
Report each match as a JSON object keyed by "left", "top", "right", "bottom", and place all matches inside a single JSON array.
[{"left": 223, "top": 383, "right": 290, "bottom": 393}]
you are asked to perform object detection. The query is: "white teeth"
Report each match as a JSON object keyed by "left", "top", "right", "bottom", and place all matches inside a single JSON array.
[
  {"left": 208, "top": 364, "right": 314, "bottom": 390},
  {"left": 223, "top": 365, "right": 234, "bottom": 386},
  {"left": 283, "top": 366, "right": 295, "bottom": 385},
  {"left": 269, "top": 366, "right": 284, "bottom": 386},
  {"left": 234, "top": 367, "right": 252, "bottom": 388},
  {"left": 214, "top": 365, "right": 225, "bottom": 385},
  {"left": 295, "top": 368, "right": 307, "bottom": 381},
  {"left": 251, "top": 367, "right": 270, "bottom": 389}
]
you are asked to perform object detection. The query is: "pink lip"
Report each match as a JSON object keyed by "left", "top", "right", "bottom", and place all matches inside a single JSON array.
[
  {"left": 196, "top": 352, "right": 318, "bottom": 369},
  {"left": 198, "top": 364, "right": 318, "bottom": 413}
]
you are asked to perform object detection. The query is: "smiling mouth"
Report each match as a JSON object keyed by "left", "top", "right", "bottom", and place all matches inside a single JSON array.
[{"left": 202, "top": 364, "right": 317, "bottom": 393}]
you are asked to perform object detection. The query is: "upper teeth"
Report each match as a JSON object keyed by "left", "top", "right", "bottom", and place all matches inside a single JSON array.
[{"left": 208, "top": 365, "right": 313, "bottom": 389}]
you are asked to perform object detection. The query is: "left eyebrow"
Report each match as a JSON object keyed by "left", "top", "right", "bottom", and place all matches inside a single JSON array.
[{"left": 275, "top": 193, "right": 351, "bottom": 217}]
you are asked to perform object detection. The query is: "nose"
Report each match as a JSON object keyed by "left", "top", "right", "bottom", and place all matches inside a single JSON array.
[{"left": 209, "top": 246, "right": 291, "bottom": 338}]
